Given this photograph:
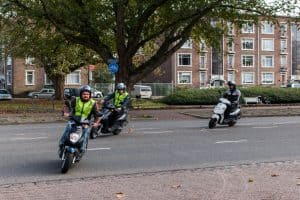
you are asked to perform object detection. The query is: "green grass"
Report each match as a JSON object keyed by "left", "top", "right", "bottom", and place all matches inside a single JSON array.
[{"left": 0, "top": 98, "right": 167, "bottom": 113}]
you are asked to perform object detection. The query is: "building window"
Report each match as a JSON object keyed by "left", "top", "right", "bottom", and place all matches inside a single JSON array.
[
  {"left": 25, "top": 70, "right": 35, "bottom": 85},
  {"left": 262, "top": 72, "right": 274, "bottom": 84},
  {"left": 25, "top": 57, "right": 35, "bottom": 65},
  {"left": 228, "top": 71, "right": 235, "bottom": 82},
  {"left": 241, "top": 38, "right": 254, "bottom": 50},
  {"left": 280, "top": 39, "right": 287, "bottom": 52},
  {"left": 6, "top": 70, "right": 12, "bottom": 85},
  {"left": 66, "top": 70, "right": 80, "bottom": 85},
  {"left": 261, "top": 38, "right": 274, "bottom": 51},
  {"left": 6, "top": 56, "right": 12, "bottom": 66},
  {"left": 227, "top": 22, "right": 234, "bottom": 35},
  {"left": 227, "top": 54, "right": 234, "bottom": 68},
  {"left": 261, "top": 55, "right": 274, "bottom": 68},
  {"left": 178, "top": 71, "right": 192, "bottom": 84},
  {"left": 44, "top": 74, "right": 53, "bottom": 85},
  {"left": 242, "top": 55, "right": 254, "bottom": 67},
  {"left": 280, "top": 23, "right": 287, "bottom": 34},
  {"left": 200, "top": 72, "right": 207, "bottom": 87},
  {"left": 177, "top": 53, "right": 192, "bottom": 66},
  {"left": 242, "top": 72, "right": 254, "bottom": 84},
  {"left": 241, "top": 22, "right": 254, "bottom": 33},
  {"left": 281, "top": 55, "right": 287, "bottom": 67},
  {"left": 181, "top": 39, "right": 193, "bottom": 49},
  {"left": 199, "top": 41, "right": 207, "bottom": 52},
  {"left": 199, "top": 55, "right": 206, "bottom": 69},
  {"left": 227, "top": 39, "right": 234, "bottom": 52},
  {"left": 261, "top": 21, "right": 274, "bottom": 34}
]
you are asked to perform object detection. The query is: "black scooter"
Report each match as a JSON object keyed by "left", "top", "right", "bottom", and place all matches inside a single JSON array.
[{"left": 90, "top": 102, "right": 128, "bottom": 138}]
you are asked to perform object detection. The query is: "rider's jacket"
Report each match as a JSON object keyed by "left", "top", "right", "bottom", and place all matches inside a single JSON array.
[
  {"left": 114, "top": 91, "right": 129, "bottom": 108},
  {"left": 223, "top": 89, "right": 241, "bottom": 104},
  {"left": 74, "top": 97, "right": 96, "bottom": 120}
]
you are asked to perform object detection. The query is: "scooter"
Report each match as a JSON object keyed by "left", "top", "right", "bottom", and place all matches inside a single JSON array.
[
  {"left": 90, "top": 102, "right": 128, "bottom": 139},
  {"left": 59, "top": 116, "right": 90, "bottom": 173},
  {"left": 208, "top": 97, "right": 241, "bottom": 129}
]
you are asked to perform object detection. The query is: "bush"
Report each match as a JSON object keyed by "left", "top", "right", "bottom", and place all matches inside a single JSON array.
[{"left": 160, "top": 87, "right": 300, "bottom": 105}]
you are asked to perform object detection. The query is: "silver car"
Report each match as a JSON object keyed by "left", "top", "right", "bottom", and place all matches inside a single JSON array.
[
  {"left": 28, "top": 88, "right": 55, "bottom": 99},
  {"left": 0, "top": 89, "right": 12, "bottom": 100}
]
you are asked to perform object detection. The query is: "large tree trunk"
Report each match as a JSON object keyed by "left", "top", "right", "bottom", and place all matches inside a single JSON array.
[{"left": 52, "top": 74, "right": 65, "bottom": 100}]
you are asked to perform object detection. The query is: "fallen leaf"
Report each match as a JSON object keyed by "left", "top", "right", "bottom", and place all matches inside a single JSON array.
[
  {"left": 271, "top": 174, "right": 279, "bottom": 177},
  {"left": 128, "top": 127, "right": 134, "bottom": 134},
  {"left": 248, "top": 178, "right": 254, "bottom": 183},
  {"left": 171, "top": 184, "right": 181, "bottom": 189},
  {"left": 116, "top": 192, "right": 125, "bottom": 199}
]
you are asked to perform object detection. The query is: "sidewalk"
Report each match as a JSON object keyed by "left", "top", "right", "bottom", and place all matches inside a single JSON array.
[{"left": 1, "top": 161, "right": 300, "bottom": 200}]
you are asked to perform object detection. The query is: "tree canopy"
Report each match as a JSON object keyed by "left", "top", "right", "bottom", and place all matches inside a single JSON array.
[{"left": 0, "top": 0, "right": 297, "bottom": 89}]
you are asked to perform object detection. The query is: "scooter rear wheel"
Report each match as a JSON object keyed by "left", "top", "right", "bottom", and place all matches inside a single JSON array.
[{"left": 208, "top": 118, "right": 217, "bottom": 129}]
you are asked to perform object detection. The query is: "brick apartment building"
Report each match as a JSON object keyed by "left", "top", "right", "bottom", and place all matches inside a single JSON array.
[
  {"left": 0, "top": 56, "right": 89, "bottom": 97},
  {"left": 144, "top": 16, "right": 300, "bottom": 88}
]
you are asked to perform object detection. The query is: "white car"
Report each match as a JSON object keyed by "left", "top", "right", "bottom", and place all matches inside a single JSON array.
[{"left": 91, "top": 88, "right": 103, "bottom": 98}]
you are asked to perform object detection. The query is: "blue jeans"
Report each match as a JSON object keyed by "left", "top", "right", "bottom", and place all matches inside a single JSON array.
[{"left": 59, "top": 121, "right": 90, "bottom": 153}]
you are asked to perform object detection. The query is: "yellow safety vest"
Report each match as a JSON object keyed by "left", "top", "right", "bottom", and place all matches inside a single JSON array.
[
  {"left": 114, "top": 91, "right": 128, "bottom": 107},
  {"left": 75, "top": 97, "right": 96, "bottom": 120}
]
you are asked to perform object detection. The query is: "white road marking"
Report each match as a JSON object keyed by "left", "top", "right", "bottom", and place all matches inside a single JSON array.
[
  {"left": 11, "top": 137, "right": 48, "bottom": 141},
  {"left": 134, "top": 127, "right": 159, "bottom": 130},
  {"left": 88, "top": 147, "right": 111, "bottom": 151},
  {"left": 252, "top": 126, "right": 278, "bottom": 129},
  {"left": 215, "top": 139, "right": 247, "bottom": 144},
  {"left": 142, "top": 130, "right": 173, "bottom": 134}
]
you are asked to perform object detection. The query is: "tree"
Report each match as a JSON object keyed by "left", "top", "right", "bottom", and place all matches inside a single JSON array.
[
  {"left": 0, "top": 14, "right": 99, "bottom": 100},
  {"left": 1, "top": 0, "right": 295, "bottom": 90}
]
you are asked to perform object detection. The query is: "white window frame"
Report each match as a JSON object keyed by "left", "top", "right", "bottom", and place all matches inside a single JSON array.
[
  {"left": 261, "top": 72, "right": 274, "bottom": 84},
  {"left": 6, "top": 70, "right": 12, "bottom": 85},
  {"left": 199, "top": 41, "right": 207, "bottom": 51},
  {"left": 261, "top": 55, "right": 274, "bottom": 68},
  {"left": 242, "top": 55, "right": 254, "bottom": 68},
  {"left": 227, "top": 22, "right": 235, "bottom": 35},
  {"left": 25, "top": 57, "right": 35, "bottom": 65},
  {"left": 44, "top": 74, "right": 53, "bottom": 85},
  {"left": 227, "top": 39, "right": 234, "bottom": 52},
  {"left": 280, "top": 23, "right": 287, "bottom": 33},
  {"left": 200, "top": 71, "right": 207, "bottom": 87},
  {"left": 25, "top": 70, "right": 35, "bottom": 85},
  {"left": 280, "top": 55, "right": 287, "bottom": 67},
  {"left": 227, "top": 71, "right": 235, "bottom": 82},
  {"left": 261, "top": 21, "right": 274, "bottom": 34},
  {"left": 280, "top": 39, "right": 287, "bottom": 52},
  {"left": 242, "top": 72, "right": 255, "bottom": 84},
  {"left": 199, "top": 55, "right": 207, "bottom": 69},
  {"left": 227, "top": 54, "right": 234, "bottom": 68},
  {"left": 241, "top": 38, "right": 254, "bottom": 50},
  {"left": 177, "top": 71, "right": 192, "bottom": 84},
  {"left": 65, "top": 70, "right": 81, "bottom": 85},
  {"left": 241, "top": 22, "right": 255, "bottom": 33},
  {"left": 181, "top": 39, "right": 193, "bottom": 49},
  {"left": 261, "top": 38, "right": 274, "bottom": 51},
  {"left": 177, "top": 53, "right": 192, "bottom": 67},
  {"left": 6, "top": 56, "right": 12, "bottom": 66}
]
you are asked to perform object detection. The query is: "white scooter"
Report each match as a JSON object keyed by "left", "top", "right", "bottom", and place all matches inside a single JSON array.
[{"left": 208, "top": 97, "right": 241, "bottom": 129}]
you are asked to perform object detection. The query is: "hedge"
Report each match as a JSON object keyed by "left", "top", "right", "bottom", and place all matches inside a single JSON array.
[{"left": 160, "top": 87, "right": 300, "bottom": 105}]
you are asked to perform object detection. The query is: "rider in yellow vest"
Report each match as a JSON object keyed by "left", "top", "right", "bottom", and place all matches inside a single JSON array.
[
  {"left": 59, "top": 85, "right": 100, "bottom": 157},
  {"left": 101, "top": 83, "right": 129, "bottom": 133}
]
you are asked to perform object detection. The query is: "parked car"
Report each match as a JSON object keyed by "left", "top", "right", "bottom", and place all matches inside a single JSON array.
[
  {"left": 0, "top": 89, "right": 12, "bottom": 100},
  {"left": 64, "top": 88, "right": 80, "bottom": 100},
  {"left": 28, "top": 88, "right": 55, "bottom": 99},
  {"left": 91, "top": 87, "right": 103, "bottom": 98},
  {"left": 131, "top": 85, "right": 152, "bottom": 99}
]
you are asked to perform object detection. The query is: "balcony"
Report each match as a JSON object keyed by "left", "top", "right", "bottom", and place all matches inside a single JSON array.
[
  {"left": 280, "top": 48, "right": 288, "bottom": 54},
  {"left": 280, "top": 66, "right": 287, "bottom": 72}
]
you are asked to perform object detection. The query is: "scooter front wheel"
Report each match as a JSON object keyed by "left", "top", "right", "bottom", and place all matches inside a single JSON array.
[
  {"left": 61, "top": 152, "right": 73, "bottom": 174},
  {"left": 208, "top": 118, "right": 217, "bottom": 129}
]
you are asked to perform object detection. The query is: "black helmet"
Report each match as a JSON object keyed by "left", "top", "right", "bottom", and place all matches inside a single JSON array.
[
  {"left": 117, "top": 82, "right": 126, "bottom": 90},
  {"left": 79, "top": 85, "right": 92, "bottom": 96},
  {"left": 227, "top": 81, "right": 236, "bottom": 87}
]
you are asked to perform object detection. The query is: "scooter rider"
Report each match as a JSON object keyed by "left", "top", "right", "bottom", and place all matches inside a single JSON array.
[
  {"left": 59, "top": 85, "right": 100, "bottom": 157},
  {"left": 101, "top": 82, "right": 129, "bottom": 133},
  {"left": 223, "top": 81, "right": 241, "bottom": 117}
]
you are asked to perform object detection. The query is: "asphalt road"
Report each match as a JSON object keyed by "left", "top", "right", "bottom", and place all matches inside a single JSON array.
[{"left": 1, "top": 116, "right": 300, "bottom": 185}]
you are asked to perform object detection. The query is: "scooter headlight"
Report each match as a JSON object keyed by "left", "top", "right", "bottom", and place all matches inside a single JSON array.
[{"left": 70, "top": 132, "right": 80, "bottom": 143}]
